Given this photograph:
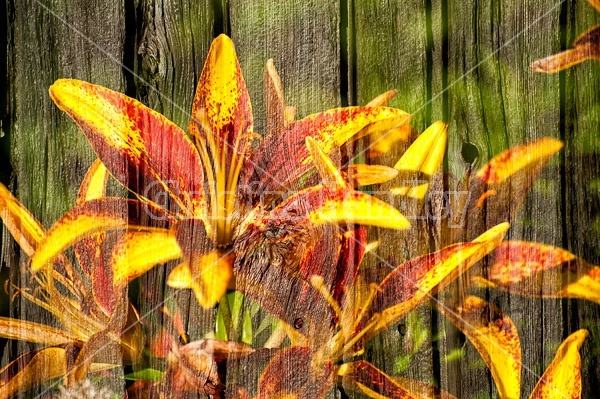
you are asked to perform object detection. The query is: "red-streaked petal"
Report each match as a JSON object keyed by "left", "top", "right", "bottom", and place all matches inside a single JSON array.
[
  {"left": 475, "top": 137, "right": 563, "bottom": 185},
  {"left": 49, "top": 79, "right": 205, "bottom": 216},
  {"left": 261, "top": 185, "right": 410, "bottom": 231},
  {"left": 189, "top": 34, "right": 253, "bottom": 176},
  {"left": 366, "top": 223, "right": 509, "bottom": 338},
  {"left": 74, "top": 159, "right": 110, "bottom": 279},
  {"left": 339, "top": 360, "right": 453, "bottom": 398},
  {"left": 453, "top": 138, "right": 563, "bottom": 240},
  {"left": 473, "top": 241, "right": 600, "bottom": 303},
  {"left": 529, "top": 329, "right": 588, "bottom": 399},
  {"left": 438, "top": 296, "right": 521, "bottom": 399},
  {"left": 531, "top": 25, "right": 600, "bottom": 73},
  {"left": 30, "top": 198, "right": 168, "bottom": 272},
  {"left": 241, "top": 106, "right": 410, "bottom": 198}
]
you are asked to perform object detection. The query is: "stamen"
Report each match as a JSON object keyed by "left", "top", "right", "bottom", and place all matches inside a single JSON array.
[
  {"left": 310, "top": 275, "right": 342, "bottom": 322},
  {"left": 351, "top": 282, "right": 380, "bottom": 333}
]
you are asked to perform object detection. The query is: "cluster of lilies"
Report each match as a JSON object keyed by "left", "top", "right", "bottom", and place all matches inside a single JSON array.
[{"left": 1, "top": 33, "right": 598, "bottom": 398}]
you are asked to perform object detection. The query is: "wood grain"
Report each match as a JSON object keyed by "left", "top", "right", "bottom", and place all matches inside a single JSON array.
[{"left": 1, "top": 0, "right": 599, "bottom": 397}]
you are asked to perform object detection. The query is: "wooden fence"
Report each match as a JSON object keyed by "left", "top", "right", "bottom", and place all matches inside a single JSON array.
[{"left": 1, "top": 0, "right": 599, "bottom": 398}]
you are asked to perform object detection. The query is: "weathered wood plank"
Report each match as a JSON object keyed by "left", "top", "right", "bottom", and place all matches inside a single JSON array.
[
  {"left": 446, "top": 0, "right": 564, "bottom": 397},
  {"left": 229, "top": 0, "right": 342, "bottom": 135},
  {"left": 228, "top": 1, "right": 342, "bottom": 395},
  {"left": 6, "top": 0, "right": 126, "bottom": 395},
  {"left": 1, "top": 1, "right": 599, "bottom": 397},
  {"left": 353, "top": 0, "right": 438, "bottom": 395},
  {"left": 564, "top": 1, "right": 600, "bottom": 397},
  {"left": 134, "top": 0, "right": 216, "bottom": 377}
]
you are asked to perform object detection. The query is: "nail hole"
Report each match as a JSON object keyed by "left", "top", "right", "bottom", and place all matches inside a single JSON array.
[
  {"left": 461, "top": 142, "right": 479, "bottom": 165},
  {"left": 179, "top": 332, "right": 190, "bottom": 345},
  {"left": 397, "top": 323, "right": 407, "bottom": 336},
  {"left": 293, "top": 318, "right": 304, "bottom": 329}
]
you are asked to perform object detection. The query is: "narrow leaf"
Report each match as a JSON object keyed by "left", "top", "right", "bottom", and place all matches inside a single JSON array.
[
  {"left": 438, "top": 296, "right": 521, "bottom": 399},
  {"left": 529, "top": 329, "right": 588, "bottom": 399}
]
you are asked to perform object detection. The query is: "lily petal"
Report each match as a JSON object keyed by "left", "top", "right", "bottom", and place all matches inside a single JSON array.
[
  {"left": 392, "top": 121, "right": 447, "bottom": 199},
  {"left": 262, "top": 185, "right": 410, "bottom": 230},
  {"left": 0, "top": 348, "right": 67, "bottom": 399},
  {"left": 242, "top": 106, "right": 410, "bottom": 198},
  {"left": 339, "top": 360, "right": 455, "bottom": 399},
  {"left": 529, "top": 329, "right": 588, "bottom": 399},
  {"left": 347, "top": 164, "right": 399, "bottom": 186},
  {"left": 31, "top": 198, "right": 168, "bottom": 272},
  {"left": 366, "top": 89, "right": 398, "bottom": 107},
  {"left": 0, "top": 317, "right": 79, "bottom": 345},
  {"left": 49, "top": 79, "right": 205, "bottom": 217},
  {"left": 475, "top": 137, "right": 563, "bottom": 185},
  {"left": 77, "top": 159, "right": 109, "bottom": 203},
  {"left": 531, "top": 25, "right": 600, "bottom": 73},
  {"left": 265, "top": 58, "right": 291, "bottom": 135},
  {"left": 0, "top": 182, "right": 45, "bottom": 257},
  {"left": 472, "top": 241, "right": 600, "bottom": 303},
  {"left": 366, "top": 223, "right": 509, "bottom": 338},
  {"left": 189, "top": 34, "right": 253, "bottom": 184},
  {"left": 438, "top": 296, "right": 521, "bottom": 399},
  {"left": 454, "top": 138, "right": 563, "bottom": 239},
  {"left": 167, "top": 251, "right": 233, "bottom": 309},
  {"left": 305, "top": 136, "right": 347, "bottom": 188},
  {"left": 169, "top": 219, "right": 233, "bottom": 308},
  {"left": 74, "top": 159, "right": 110, "bottom": 310},
  {"left": 111, "top": 229, "right": 183, "bottom": 285}
]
